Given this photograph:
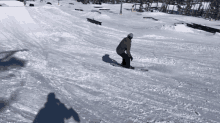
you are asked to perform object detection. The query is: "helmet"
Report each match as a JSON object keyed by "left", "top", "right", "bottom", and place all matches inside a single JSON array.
[{"left": 127, "top": 33, "right": 133, "bottom": 39}]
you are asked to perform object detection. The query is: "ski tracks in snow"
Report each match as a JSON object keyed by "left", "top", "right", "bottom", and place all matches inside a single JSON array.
[{"left": 1, "top": 3, "right": 220, "bottom": 123}]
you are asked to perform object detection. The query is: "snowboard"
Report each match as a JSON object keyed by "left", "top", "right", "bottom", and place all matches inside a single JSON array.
[{"left": 110, "top": 63, "right": 148, "bottom": 71}]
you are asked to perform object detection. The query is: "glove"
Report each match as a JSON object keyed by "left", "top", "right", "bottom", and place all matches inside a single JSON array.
[{"left": 130, "top": 56, "right": 133, "bottom": 61}]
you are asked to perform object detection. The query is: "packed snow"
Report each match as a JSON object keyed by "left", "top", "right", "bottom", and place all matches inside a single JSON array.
[{"left": 0, "top": 0, "right": 220, "bottom": 123}]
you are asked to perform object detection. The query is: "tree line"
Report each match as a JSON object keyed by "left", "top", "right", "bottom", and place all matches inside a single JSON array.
[
  {"left": 157, "top": 0, "right": 219, "bottom": 20},
  {"left": 79, "top": 0, "right": 219, "bottom": 20}
]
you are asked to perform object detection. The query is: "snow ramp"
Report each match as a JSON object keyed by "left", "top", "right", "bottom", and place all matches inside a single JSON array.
[
  {"left": 0, "top": 1, "right": 42, "bottom": 51},
  {"left": 0, "top": 1, "right": 42, "bottom": 34}
]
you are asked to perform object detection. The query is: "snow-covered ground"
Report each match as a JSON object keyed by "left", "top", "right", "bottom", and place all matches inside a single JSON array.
[{"left": 0, "top": 0, "right": 220, "bottom": 123}]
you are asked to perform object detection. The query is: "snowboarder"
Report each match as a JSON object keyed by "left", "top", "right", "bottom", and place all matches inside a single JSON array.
[{"left": 116, "top": 33, "right": 134, "bottom": 69}]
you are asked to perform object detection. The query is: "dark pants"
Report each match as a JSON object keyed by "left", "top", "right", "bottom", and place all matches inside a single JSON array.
[{"left": 118, "top": 53, "right": 130, "bottom": 68}]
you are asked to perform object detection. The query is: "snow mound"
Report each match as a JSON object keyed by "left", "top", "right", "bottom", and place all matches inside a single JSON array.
[
  {"left": 174, "top": 24, "right": 194, "bottom": 33},
  {"left": 96, "top": 14, "right": 111, "bottom": 20},
  {"left": 42, "top": 5, "right": 56, "bottom": 9},
  {"left": 160, "top": 24, "right": 175, "bottom": 30},
  {"left": 0, "top": 1, "right": 23, "bottom": 6},
  {"left": 215, "top": 32, "right": 220, "bottom": 36},
  {"left": 82, "top": 12, "right": 111, "bottom": 20},
  {"left": 0, "top": 3, "right": 8, "bottom": 7},
  {"left": 161, "top": 24, "right": 194, "bottom": 33},
  {"left": 142, "top": 12, "right": 169, "bottom": 16},
  {"left": 139, "top": 35, "right": 184, "bottom": 40},
  {"left": 82, "top": 12, "right": 99, "bottom": 18},
  {"left": 0, "top": 7, "right": 41, "bottom": 32}
]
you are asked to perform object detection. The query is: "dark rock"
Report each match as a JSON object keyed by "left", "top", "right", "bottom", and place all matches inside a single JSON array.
[
  {"left": 29, "top": 4, "right": 34, "bottom": 6},
  {"left": 94, "top": 6, "right": 102, "bottom": 8},
  {"left": 143, "top": 17, "right": 158, "bottom": 21},
  {"left": 87, "top": 18, "right": 102, "bottom": 25},
  {"left": 99, "top": 9, "right": 110, "bottom": 10},
  {"left": 124, "top": 8, "right": 132, "bottom": 11},
  {"left": 186, "top": 23, "right": 220, "bottom": 34},
  {"left": 46, "top": 2, "right": 52, "bottom": 5},
  {"left": 75, "top": 9, "right": 83, "bottom": 11}
]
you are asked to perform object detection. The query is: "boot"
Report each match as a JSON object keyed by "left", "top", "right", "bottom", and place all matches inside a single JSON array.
[
  {"left": 121, "top": 59, "right": 126, "bottom": 66},
  {"left": 130, "top": 66, "right": 134, "bottom": 69}
]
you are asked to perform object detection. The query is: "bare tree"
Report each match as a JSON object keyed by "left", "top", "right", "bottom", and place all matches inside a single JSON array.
[
  {"left": 170, "top": 0, "right": 176, "bottom": 13},
  {"left": 176, "top": 0, "right": 183, "bottom": 15},
  {"left": 183, "top": 0, "right": 193, "bottom": 16},
  {"left": 165, "top": 0, "right": 171, "bottom": 13},
  {"left": 217, "top": 11, "right": 220, "bottom": 20},
  {"left": 149, "top": 0, "right": 154, "bottom": 11},
  {"left": 217, "top": 8, "right": 220, "bottom": 20},
  {"left": 159, "top": 0, "right": 166, "bottom": 12},
  {"left": 204, "top": 1, "right": 211, "bottom": 19},
  {"left": 181, "top": 0, "right": 187, "bottom": 15},
  {"left": 200, "top": 0, "right": 206, "bottom": 17},
  {"left": 195, "top": 0, "right": 202, "bottom": 16},
  {"left": 209, "top": 0, "right": 219, "bottom": 20},
  {"left": 195, "top": 0, "right": 203, "bottom": 17},
  {"left": 146, "top": 0, "right": 152, "bottom": 11},
  {"left": 191, "top": 0, "right": 198, "bottom": 16},
  {"left": 139, "top": 0, "right": 144, "bottom": 11},
  {"left": 157, "top": 0, "right": 159, "bottom": 10}
]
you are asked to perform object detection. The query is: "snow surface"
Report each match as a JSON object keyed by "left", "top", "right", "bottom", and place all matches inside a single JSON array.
[
  {"left": 0, "top": 1, "right": 23, "bottom": 6},
  {"left": 0, "top": 0, "right": 220, "bottom": 123}
]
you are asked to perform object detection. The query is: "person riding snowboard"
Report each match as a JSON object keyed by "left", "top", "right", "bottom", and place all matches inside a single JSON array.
[{"left": 116, "top": 33, "right": 134, "bottom": 69}]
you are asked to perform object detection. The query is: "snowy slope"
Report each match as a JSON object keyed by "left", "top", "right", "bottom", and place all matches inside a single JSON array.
[
  {"left": 0, "top": 1, "right": 220, "bottom": 123},
  {"left": 0, "top": 1, "right": 23, "bottom": 6}
]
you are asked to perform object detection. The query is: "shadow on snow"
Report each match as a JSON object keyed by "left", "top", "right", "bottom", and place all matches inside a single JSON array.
[
  {"left": 102, "top": 54, "right": 119, "bottom": 65},
  {"left": 33, "top": 93, "right": 80, "bottom": 123}
]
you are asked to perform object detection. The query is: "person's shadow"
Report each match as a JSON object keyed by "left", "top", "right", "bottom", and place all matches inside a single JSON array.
[
  {"left": 102, "top": 54, "right": 120, "bottom": 65},
  {"left": 33, "top": 93, "right": 80, "bottom": 123}
]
